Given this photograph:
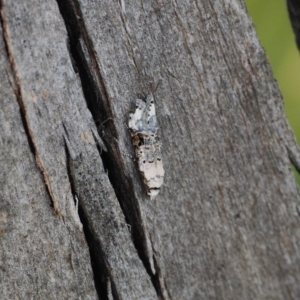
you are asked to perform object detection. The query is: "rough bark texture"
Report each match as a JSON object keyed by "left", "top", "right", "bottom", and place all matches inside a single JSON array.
[{"left": 1, "top": 0, "right": 300, "bottom": 299}]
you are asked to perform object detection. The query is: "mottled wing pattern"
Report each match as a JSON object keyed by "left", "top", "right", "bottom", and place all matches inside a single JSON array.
[
  {"left": 143, "top": 94, "right": 158, "bottom": 136},
  {"left": 128, "top": 94, "right": 165, "bottom": 198},
  {"left": 128, "top": 99, "right": 146, "bottom": 134}
]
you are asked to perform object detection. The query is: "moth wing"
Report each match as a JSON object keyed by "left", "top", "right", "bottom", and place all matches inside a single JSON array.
[
  {"left": 136, "top": 141, "right": 164, "bottom": 193},
  {"left": 143, "top": 93, "right": 158, "bottom": 135},
  {"left": 129, "top": 99, "right": 146, "bottom": 133},
  {"left": 136, "top": 99, "right": 146, "bottom": 112}
]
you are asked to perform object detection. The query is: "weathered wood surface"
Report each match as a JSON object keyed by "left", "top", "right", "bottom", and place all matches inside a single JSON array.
[
  {"left": 1, "top": 0, "right": 300, "bottom": 299},
  {"left": 0, "top": 19, "right": 98, "bottom": 300},
  {"left": 0, "top": 0, "right": 155, "bottom": 299}
]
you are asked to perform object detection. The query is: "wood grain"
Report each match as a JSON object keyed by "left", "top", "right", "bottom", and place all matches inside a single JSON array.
[{"left": 1, "top": 0, "right": 300, "bottom": 299}]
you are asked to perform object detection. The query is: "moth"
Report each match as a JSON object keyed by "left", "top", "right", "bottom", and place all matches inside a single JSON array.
[{"left": 128, "top": 93, "right": 165, "bottom": 198}]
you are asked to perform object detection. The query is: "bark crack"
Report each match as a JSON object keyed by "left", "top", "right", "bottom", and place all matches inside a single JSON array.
[
  {"left": 148, "top": 232, "right": 170, "bottom": 300},
  {"left": 57, "top": 0, "right": 166, "bottom": 298},
  {"left": 0, "top": 0, "right": 63, "bottom": 217},
  {"left": 63, "top": 137, "right": 117, "bottom": 300}
]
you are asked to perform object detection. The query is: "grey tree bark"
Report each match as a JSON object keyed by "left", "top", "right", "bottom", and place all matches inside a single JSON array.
[{"left": 1, "top": 0, "right": 300, "bottom": 299}]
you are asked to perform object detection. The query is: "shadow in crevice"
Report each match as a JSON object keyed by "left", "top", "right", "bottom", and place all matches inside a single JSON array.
[
  {"left": 63, "top": 139, "right": 111, "bottom": 300},
  {"left": 57, "top": 0, "right": 113, "bottom": 129},
  {"left": 57, "top": 1, "right": 164, "bottom": 298}
]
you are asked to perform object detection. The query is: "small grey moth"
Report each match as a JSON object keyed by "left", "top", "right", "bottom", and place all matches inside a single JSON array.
[{"left": 128, "top": 93, "right": 164, "bottom": 198}]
